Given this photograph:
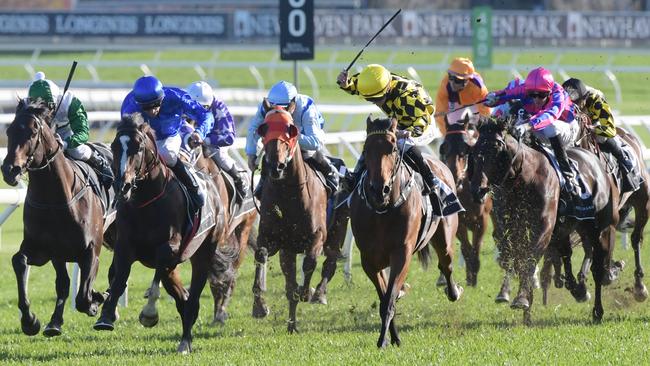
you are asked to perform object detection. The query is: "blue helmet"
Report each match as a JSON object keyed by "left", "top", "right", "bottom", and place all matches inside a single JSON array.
[
  {"left": 267, "top": 81, "right": 297, "bottom": 106},
  {"left": 133, "top": 76, "right": 164, "bottom": 106}
]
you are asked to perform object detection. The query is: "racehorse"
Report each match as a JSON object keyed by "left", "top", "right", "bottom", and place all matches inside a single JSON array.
[
  {"left": 439, "top": 114, "right": 493, "bottom": 286},
  {"left": 138, "top": 146, "right": 259, "bottom": 327},
  {"left": 93, "top": 114, "right": 237, "bottom": 354},
  {"left": 251, "top": 101, "right": 349, "bottom": 332},
  {"left": 1, "top": 99, "right": 116, "bottom": 337},
  {"left": 470, "top": 116, "right": 618, "bottom": 324},
  {"left": 350, "top": 117, "right": 462, "bottom": 348}
]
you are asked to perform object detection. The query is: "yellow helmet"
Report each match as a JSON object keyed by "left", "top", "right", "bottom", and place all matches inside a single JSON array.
[{"left": 357, "top": 64, "right": 391, "bottom": 98}]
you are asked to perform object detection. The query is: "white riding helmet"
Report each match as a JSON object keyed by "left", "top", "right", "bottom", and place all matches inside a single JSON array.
[{"left": 186, "top": 81, "right": 214, "bottom": 106}]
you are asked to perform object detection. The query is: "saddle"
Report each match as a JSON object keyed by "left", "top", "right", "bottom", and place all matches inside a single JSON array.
[
  {"left": 219, "top": 165, "right": 255, "bottom": 230},
  {"left": 601, "top": 143, "right": 643, "bottom": 193},
  {"left": 537, "top": 144, "right": 595, "bottom": 220},
  {"left": 71, "top": 143, "right": 116, "bottom": 224}
]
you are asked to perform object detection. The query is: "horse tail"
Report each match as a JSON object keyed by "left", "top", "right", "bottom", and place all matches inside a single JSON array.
[
  {"left": 209, "top": 234, "right": 240, "bottom": 285},
  {"left": 416, "top": 243, "right": 433, "bottom": 270}
]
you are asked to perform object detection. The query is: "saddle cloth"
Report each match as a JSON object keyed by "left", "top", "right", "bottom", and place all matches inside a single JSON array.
[
  {"left": 219, "top": 167, "right": 255, "bottom": 229},
  {"left": 602, "top": 143, "right": 644, "bottom": 193},
  {"left": 71, "top": 142, "right": 116, "bottom": 228},
  {"left": 538, "top": 145, "right": 595, "bottom": 220}
]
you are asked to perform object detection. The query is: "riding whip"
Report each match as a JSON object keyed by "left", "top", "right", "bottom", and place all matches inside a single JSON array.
[
  {"left": 345, "top": 9, "right": 401, "bottom": 72},
  {"left": 53, "top": 61, "right": 78, "bottom": 118},
  {"left": 433, "top": 99, "right": 487, "bottom": 118}
]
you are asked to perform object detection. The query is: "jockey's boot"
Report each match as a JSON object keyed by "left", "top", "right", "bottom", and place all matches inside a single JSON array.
[
  {"left": 171, "top": 160, "right": 205, "bottom": 208},
  {"left": 225, "top": 165, "right": 249, "bottom": 200},
  {"left": 550, "top": 136, "right": 580, "bottom": 205},
  {"left": 343, "top": 154, "right": 365, "bottom": 192},
  {"left": 600, "top": 136, "right": 638, "bottom": 192},
  {"left": 307, "top": 151, "right": 339, "bottom": 193},
  {"left": 88, "top": 150, "right": 114, "bottom": 188},
  {"left": 404, "top": 146, "right": 435, "bottom": 195},
  {"left": 253, "top": 160, "right": 267, "bottom": 201}
]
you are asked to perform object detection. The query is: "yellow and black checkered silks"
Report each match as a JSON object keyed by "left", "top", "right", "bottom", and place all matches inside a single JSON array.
[
  {"left": 340, "top": 73, "right": 435, "bottom": 137},
  {"left": 583, "top": 90, "right": 616, "bottom": 138}
]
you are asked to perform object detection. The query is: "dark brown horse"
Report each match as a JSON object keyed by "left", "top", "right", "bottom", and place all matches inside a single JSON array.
[
  {"left": 251, "top": 103, "right": 348, "bottom": 332},
  {"left": 439, "top": 116, "right": 493, "bottom": 286},
  {"left": 471, "top": 116, "right": 618, "bottom": 324},
  {"left": 1, "top": 100, "right": 116, "bottom": 337},
  {"left": 139, "top": 150, "right": 258, "bottom": 327},
  {"left": 93, "top": 115, "right": 237, "bottom": 353},
  {"left": 351, "top": 117, "right": 462, "bottom": 348}
]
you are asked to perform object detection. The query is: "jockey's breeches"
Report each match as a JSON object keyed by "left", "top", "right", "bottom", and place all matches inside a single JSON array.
[{"left": 155, "top": 133, "right": 182, "bottom": 167}]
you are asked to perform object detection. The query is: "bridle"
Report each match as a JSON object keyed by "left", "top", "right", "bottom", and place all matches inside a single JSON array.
[
  {"left": 475, "top": 127, "right": 523, "bottom": 188},
  {"left": 11, "top": 110, "right": 62, "bottom": 175}
]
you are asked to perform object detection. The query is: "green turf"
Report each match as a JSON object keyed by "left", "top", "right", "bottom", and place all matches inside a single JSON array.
[{"left": 0, "top": 197, "right": 649, "bottom": 364}]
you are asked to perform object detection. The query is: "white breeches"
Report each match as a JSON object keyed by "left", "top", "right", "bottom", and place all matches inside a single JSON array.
[{"left": 155, "top": 133, "right": 182, "bottom": 167}]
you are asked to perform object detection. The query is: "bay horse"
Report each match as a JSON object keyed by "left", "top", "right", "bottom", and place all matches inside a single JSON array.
[
  {"left": 351, "top": 117, "right": 462, "bottom": 348},
  {"left": 1, "top": 99, "right": 116, "bottom": 337},
  {"left": 251, "top": 101, "right": 349, "bottom": 332},
  {"left": 470, "top": 116, "right": 618, "bottom": 324},
  {"left": 439, "top": 114, "right": 493, "bottom": 286},
  {"left": 93, "top": 114, "right": 237, "bottom": 354},
  {"left": 139, "top": 146, "right": 258, "bottom": 327}
]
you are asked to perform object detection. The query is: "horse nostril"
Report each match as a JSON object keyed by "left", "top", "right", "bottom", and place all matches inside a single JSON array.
[
  {"left": 277, "top": 163, "right": 286, "bottom": 171},
  {"left": 382, "top": 185, "right": 390, "bottom": 195}
]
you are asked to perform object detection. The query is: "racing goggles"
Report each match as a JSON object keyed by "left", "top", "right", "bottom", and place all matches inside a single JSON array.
[{"left": 528, "top": 91, "right": 550, "bottom": 99}]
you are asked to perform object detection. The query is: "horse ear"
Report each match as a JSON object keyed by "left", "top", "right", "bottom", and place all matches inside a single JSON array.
[
  {"left": 286, "top": 98, "right": 296, "bottom": 114},
  {"left": 262, "top": 98, "right": 272, "bottom": 113},
  {"left": 389, "top": 117, "right": 398, "bottom": 131},
  {"left": 287, "top": 124, "right": 298, "bottom": 139},
  {"left": 366, "top": 114, "right": 373, "bottom": 130},
  {"left": 257, "top": 123, "right": 269, "bottom": 137},
  {"left": 439, "top": 141, "right": 448, "bottom": 159}
]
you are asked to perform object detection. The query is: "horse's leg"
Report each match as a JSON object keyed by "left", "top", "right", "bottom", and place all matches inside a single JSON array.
[
  {"left": 432, "top": 218, "right": 463, "bottom": 301},
  {"left": 591, "top": 227, "right": 611, "bottom": 323},
  {"left": 360, "top": 255, "right": 389, "bottom": 348},
  {"left": 299, "top": 244, "right": 319, "bottom": 302},
  {"left": 12, "top": 249, "right": 40, "bottom": 336},
  {"left": 540, "top": 252, "right": 553, "bottom": 306},
  {"left": 139, "top": 273, "right": 161, "bottom": 328},
  {"left": 279, "top": 249, "right": 299, "bottom": 333},
  {"left": 252, "top": 246, "right": 270, "bottom": 318},
  {"left": 575, "top": 241, "right": 593, "bottom": 301},
  {"left": 311, "top": 244, "right": 337, "bottom": 305},
  {"left": 43, "top": 259, "right": 70, "bottom": 337},
  {"left": 177, "top": 251, "right": 212, "bottom": 354},
  {"left": 210, "top": 276, "right": 234, "bottom": 325},
  {"left": 94, "top": 248, "right": 133, "bottom": 330},
  {"left": 469, "top": 215, "right": 489, "bottom": 286},
  {"left": 75, "top": 243, "right": 102, "bottom": 316},
  {"left": 630, "top": 199, "right": 649, "bottom": 302},
  {"left": 383, "top": 249, "right": 412, "bottom": 348},
  {"left": 457, "top": 223, "right": 475, "bottom": 287}
]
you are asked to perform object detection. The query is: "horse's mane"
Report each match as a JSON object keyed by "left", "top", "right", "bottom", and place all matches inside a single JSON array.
[
  {"left": 16, "top": 99, "right": 50, "bottom": 119},
  {"left": 116, "top": 113, "right": 154, "bottom": 135}
]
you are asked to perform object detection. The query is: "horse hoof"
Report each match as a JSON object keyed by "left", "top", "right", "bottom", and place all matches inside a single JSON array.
[
  {"left": 21, "top": 314, "right": 41, "bottom": 336},
  {"left": 252, "top": 302, "right": 270, "bottom": 318},
  {"left": 391, "top": 337, "right": 401, "bottom": 347},
  {"left": 310, "top": 294, "right": 328, "bottom": 305},
  {"left": 376, "top": 337, "right": 389, "bottom": 349},
  {"left": 138, "top": 311, "right": 159, "bottom": 328},
  {"left": 634, "top": 284, "right": 648, "bottom": 302},
  {"left": 177, "top": 340, "right": 192, "bottom": 354},
  {"left": 93, "top": 318, "right": 115, "bottom": 331},
  {"left": 446, "top": 284, "right": 463, "bottom": 302},
  {"left": 287, "top": 321, "right": 298, "bottom": 334},
  {"left": 592, "top": 309, "right": 603, "bottom": 323},
  {"left": 495, "top": 293, "right": 510, "bottom": 304},
  {"left": 85, "top": 303, "right": 99, "bottom": 317},
  {"left": 43, "top": 324, "right": 62, "bottom": 337},
  {"left": 510, "top": 296, "right": 530, "bottom": 310},
  {"left": 298, "top": 287, "right": 314, "bottom": 302},
  {"left": 212, "top": 311, "right": 228, "bottom": 326}
]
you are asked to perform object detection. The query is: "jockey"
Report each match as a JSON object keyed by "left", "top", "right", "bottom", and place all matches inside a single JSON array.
[
  {"left": 245, "top": 81, "right": 339, "bottom": 198},
  {"left": 485, "top": 67, "right": 580, "bottom": 200},
  {"left": 121, "top": 76, "right": 214, "bottom": 208},
  {"left": 337, "top": 64, "right": 439, "bottom": 194},
  {"left": 27, "top": 72, "right": 113, "bottom": 187},
  {"left": 435, "top": 57, "right": 491, "bottom": 134},
  {"left": 186, "top": 81, "right": 248, "bottom": 199},
  {"left": 562, "top": 77, "right": 636, "bottom": 192}
]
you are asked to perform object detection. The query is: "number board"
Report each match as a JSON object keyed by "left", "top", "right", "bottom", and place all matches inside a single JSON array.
[{"left": 280, "top": 0, "right": 314, "bottom": 60}]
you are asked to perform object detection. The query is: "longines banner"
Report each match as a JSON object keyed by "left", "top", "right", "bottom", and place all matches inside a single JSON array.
[{"left": 0, "top": 10, "right": 648, "bottom": 44}]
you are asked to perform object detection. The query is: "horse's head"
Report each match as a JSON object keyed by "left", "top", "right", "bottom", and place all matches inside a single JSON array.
[
  {"left": 111, "top": 113, "right": 159, "bottom": 201},
  {"left": 440, "top": 113, "right": 472, "bottom": 189},
  {"left": 470, "top": 115, "right": 512, "bottom": 203},
  {"left": 1, "top": 99, "right": 57, "bottom": 186},
  {"left": 258, "top": 99, "right": 299, "bottom": 181},
  {"left": 363, "top": 116, "right": 400, "bottom": 208}
]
